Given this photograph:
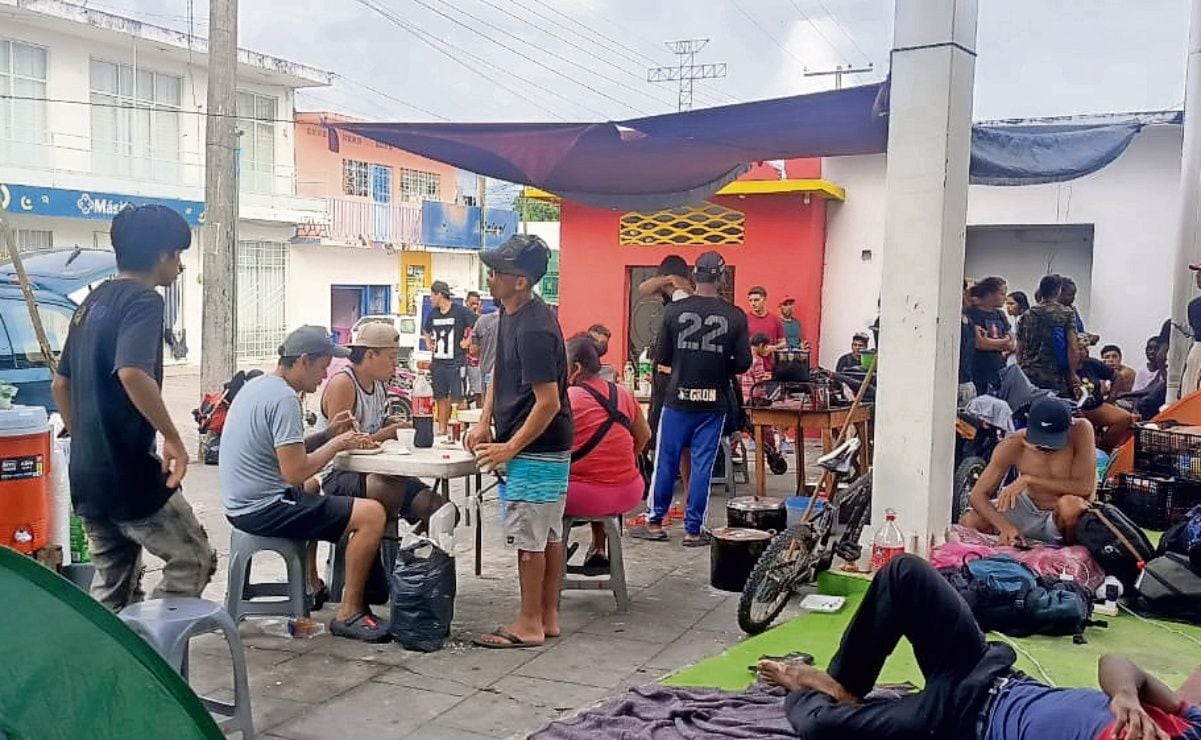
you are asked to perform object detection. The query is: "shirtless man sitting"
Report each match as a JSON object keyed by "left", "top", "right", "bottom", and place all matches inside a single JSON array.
[{"left": 960, "top": 397, "right": 1096, "bottom": 545}]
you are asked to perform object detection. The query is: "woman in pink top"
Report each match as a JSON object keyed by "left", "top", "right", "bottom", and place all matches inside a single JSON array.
[{"left": 565, "top": 335, "right": 652, "bottom": 574}]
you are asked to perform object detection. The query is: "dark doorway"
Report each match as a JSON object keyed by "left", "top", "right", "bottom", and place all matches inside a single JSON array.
[{"left": 626, "top": 264, "right": 735, "bottom": 365}]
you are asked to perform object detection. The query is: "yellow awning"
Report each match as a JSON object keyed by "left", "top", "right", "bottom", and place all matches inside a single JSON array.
[{"left": 523, "top": 178, "right": 846, "bottom": 204}]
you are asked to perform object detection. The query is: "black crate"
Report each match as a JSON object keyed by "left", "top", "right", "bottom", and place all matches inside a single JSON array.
[
  {"left": 1133, "top": 425, "right": 1201, "bottom": 482},
  {"left": 1114, "top": 472, "right": 1201, "bottom": 531}
]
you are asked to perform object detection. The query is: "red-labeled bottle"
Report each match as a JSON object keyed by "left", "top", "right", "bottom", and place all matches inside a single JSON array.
[{"left": 870, "top": 508, "right": 905, "bottom": 571}]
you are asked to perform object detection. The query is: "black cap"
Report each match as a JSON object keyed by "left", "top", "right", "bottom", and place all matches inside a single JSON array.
[
  {"left": 1026, "top": 398, "right": 1072, "bottom": 450},
  {"left": 279, "top": 325, "right": 350, "bottom": 359},
  {"left": 430, "top": 280, "right": 453, "bottom": 297},
  {"left": 694, "top": 251, "right": 725, "bottom": 283},
  {"left": 656, "top": 254, "right": 690, "bottom": 279},
  {"left": 481, "top": 234, "right": 550, "bottom": 282}
]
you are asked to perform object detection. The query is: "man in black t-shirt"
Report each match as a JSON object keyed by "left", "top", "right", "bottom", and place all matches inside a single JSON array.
[
  {"left": 466, "top": 234, "right": 573, "bottom": 648},
  {"left": 52, "top": 205, "right": 216, "bottom": 610},
  {"left": 422, "top": 280, "right": 476, "bottom": 436},
  {"left": 635, "top": 251, "right": 751, "bottom": 546}
]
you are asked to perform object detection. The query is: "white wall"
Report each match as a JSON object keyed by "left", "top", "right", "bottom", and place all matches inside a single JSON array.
[
  {"left": 286, "top": 245, "right": 400, "bottom": 330},
  {"left": 820, "top": 125, "right": 1182, "bottom": 367},
  {"left": 525, "top": 221, "right": 561, "bottom": 251},
  {"left": 429, "top": 251, "right": 480, "bottom": 296}
]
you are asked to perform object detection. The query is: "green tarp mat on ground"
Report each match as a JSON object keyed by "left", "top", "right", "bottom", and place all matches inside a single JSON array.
[
  {"left": 0, "top": 546, "right": 221, "bottom": 740},
  {"left": 666, "top": 570, "right": 1201, "bottom": 693}
]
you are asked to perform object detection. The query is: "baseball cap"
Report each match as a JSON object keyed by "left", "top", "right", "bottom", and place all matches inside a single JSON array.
[
  {"left": 430, "top": 280, "right": 453, "bottom": 297},
  {"left": 1025, "top": 398, "right": 1072, "bottom": 450},
  {"left": 279, "top": 325, "right": 350, "bottom": 359},
  {"left": 481, "top": 234, "right": 550, "bottom": 282},
  {"left": 779, "top": 295, "right": 797, "bottom": 305},
  {"left": 693, "top": 251, "right": 726, "bottom": 283},
  {"left": 656, "top": 254, "right": 691, "bottom": 279},
  {"left": 348, "top": 322, "right": 400, "bottom": 349}
]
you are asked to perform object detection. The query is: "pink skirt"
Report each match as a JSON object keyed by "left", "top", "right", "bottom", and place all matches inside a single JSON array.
[{"left": 564, "top": 476, "right": 645, "bottom": 518}]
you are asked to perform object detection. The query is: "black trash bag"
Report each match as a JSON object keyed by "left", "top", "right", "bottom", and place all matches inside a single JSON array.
[{"left": 388, "top": 542, "right": 456, "bottom": 652}]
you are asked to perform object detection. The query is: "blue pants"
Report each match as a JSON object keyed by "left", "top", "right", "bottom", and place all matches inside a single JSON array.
[{"left": 649, "top": 406, "right": 726, "bottom": 536}]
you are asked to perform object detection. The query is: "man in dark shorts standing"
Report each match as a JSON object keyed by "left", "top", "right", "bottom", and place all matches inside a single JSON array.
[
  {"left": 221, "top": 326, "right": 388, "bottom": 642},
  {"left": 422, "top": 280, "right": 476, "bottom": 437},
  {"left": 636, "top": 251, "right": 751, "bottom": 546},
  {"left": 52, "top": 204, "right": 216, "bottom": 610},
  {"left": 466, "top": 234, "right": 573, "bottom": 648}
]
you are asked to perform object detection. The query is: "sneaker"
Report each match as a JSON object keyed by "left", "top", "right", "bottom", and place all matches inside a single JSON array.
[{"left": 329, "top": 612, "right": 390, "bottom": 643}]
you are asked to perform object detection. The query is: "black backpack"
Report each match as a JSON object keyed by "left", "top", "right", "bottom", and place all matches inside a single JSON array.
[
  {"left": 1159, "top": 505, "right": 1201, "bottom": 571},
  {"left": 939, "top": 554, "right": 1101, "bottom": 644},
  {"left": 1134, "top": 553, "right": 1201, "bottom": 624},
  {"left": 1075, "top": 502, "right": 1156, "bottom": 589}
]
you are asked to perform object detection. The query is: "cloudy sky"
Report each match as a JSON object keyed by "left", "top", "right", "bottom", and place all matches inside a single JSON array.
[{"left": 95, "top": 0, "right": 1188, "bottom": 123}]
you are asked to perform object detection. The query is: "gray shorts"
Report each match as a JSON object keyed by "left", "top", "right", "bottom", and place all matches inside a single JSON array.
[
  {"left": 994, "top": 491, "right": 1061, "bottom": 543},
  {"left": 501, "top": 498, "right": 566, "bottom": 552},
  {"left": 465, "top": 365, "right": 483, "bottom": 395}
]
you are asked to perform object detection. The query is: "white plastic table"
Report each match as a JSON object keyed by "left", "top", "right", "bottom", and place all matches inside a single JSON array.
[{"left": 333, "top": 440, "right": 496, "bottom": 575}]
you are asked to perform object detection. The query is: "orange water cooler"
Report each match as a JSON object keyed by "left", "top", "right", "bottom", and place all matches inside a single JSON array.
[{"left": 0, "top": 406, "right": 51, "bottom": 554}]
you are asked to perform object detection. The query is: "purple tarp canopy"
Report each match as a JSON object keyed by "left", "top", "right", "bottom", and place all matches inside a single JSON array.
[{"left": 336, "top": 83, "right": 890, "bottom": 211}]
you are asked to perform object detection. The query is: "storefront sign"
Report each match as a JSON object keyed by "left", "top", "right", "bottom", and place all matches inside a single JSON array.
[
  {"left": 0, "top": 183, "right": 205, "bottom": 227},
  {"left": 420, "top": 201, "right": 518, "bottom": 250}
]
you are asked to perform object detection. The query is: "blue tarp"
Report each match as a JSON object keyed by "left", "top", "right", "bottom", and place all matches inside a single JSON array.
[{"left": 969, "top": 123, "right": 1144, "bottom": 186}]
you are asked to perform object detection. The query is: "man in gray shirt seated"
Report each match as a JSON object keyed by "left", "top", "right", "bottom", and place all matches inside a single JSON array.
[{"left": 220, "top": 325, "right": 388, "bottom": 643}]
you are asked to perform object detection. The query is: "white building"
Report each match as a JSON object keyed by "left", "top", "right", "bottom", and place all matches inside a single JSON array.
[
  {"left": 819, "top": 114, "right": 1183, "bottom": 369},
  {"left": 0, "top": 0, "right": 330, "bottom": 362}
]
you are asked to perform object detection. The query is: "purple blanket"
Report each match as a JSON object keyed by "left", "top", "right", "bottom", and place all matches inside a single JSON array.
[{"left": 529, "top": 683, "right": 798, "bottom": 740}]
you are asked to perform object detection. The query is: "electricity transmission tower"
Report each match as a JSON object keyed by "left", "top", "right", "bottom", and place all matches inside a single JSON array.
[
  {"left": 803, "top": 63, "right": 874, "bottom": 90},
  {"left": 647, "top": 39, "right": 727, "bottom": 112}
]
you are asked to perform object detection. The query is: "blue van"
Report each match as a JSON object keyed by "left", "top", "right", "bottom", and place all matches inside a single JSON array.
[{"left": 0, "top": 248, "right": 118, "bottom": 411}]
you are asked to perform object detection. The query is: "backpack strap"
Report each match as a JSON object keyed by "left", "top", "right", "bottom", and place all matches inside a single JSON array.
[
  {"left": 1090, "top": 505, "right": 1147, "bottom": 566},
  {"left": 571, "top": 381, "right": 633, "bottom": 463}
]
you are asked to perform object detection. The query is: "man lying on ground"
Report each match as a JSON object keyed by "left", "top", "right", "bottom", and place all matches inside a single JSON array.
[
  {"left": 960, "top": 397, "right": 1095, "bottom": 546},
  {"left": 759, "top": 554, "right": 1200, "bottom": 740}
]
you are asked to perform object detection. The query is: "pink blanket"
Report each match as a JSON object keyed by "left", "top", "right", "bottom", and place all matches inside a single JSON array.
[{"left": 933, "top": 525, "right": 1105, "bottom": 592}]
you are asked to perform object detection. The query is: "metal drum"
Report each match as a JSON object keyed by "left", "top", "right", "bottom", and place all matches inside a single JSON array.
[
  {"left": 726, "top": 496, "right": 788, "bottom": 532},
  {"left": 709, "top": 527, "right": 773, "bottom": 592}
]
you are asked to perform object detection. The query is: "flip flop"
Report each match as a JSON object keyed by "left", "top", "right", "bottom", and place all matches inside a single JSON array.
[
  {"left": 682, "top": 531, "right": 713, "bottom": 548},
  {"left": 473, "top": 627, "right": 543, "bottom": 649},
  {"left": 329, "top": 611, "right": 390, "bottom": 643},
  {"left": 630, "top": 525, "right": 668, "bottom": 541}
]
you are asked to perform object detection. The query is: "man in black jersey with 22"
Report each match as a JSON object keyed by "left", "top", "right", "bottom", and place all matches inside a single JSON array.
[{"left": 637, "top": 251, "right": 751, "bottom": 546}]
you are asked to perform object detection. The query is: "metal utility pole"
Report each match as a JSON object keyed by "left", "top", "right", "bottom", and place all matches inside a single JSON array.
[
  {"left": 647, "top": 39, "right": 727, "bottom": 112},
  {"left": 200, "top": 0, "right": 238, "bottom": 394},
  {"left": 804, "top": 64, "right": 874, "bottom": 90},
  {"left": 1168, "top": 0, "right": 1201, "bottom": 400},
  {"left": 477, "top": 174, "right": 486, "bottom": 287}
]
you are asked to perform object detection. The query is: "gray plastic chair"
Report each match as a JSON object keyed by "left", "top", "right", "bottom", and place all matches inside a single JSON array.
[
  {"left": 325, "top": 518, "right": 398, "bottom": 603},
  {"left": 225, "top": 530, "right": 308, "bottom": 623},
  {"left": 119, "top": 597, "right": 254, "bottom": 739},
  {"left": 560, "top": 515, "right": 629, "bottom": 613}
]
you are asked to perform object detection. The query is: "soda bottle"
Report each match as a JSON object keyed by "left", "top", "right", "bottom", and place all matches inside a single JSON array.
[
  {"left": 412, "top": 373, "right": 435, "bottom": 448},
  {"left": 870, "top": 508, "right": 905, "bottom": 571},
  {"left": 623, "top": 362, "right": 637, "bottom": 392}
]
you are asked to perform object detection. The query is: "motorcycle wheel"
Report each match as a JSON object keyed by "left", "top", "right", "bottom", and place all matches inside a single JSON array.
[
  {"left": 766, "top": 447, "right": 789, "bottom": 475},
  {"left": 737, "top": 524, "right": 816, "bottom": 635},
  {"left": 388, "top": 397, "right": 413, "bottom": 424},
  {"left": 953, "top": 455, "right": 987, "bottom": 522}
]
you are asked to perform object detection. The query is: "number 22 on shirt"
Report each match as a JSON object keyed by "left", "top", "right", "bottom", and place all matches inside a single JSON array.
[{"left": 676, "top": 312, "right": 728, "bottom": 353}]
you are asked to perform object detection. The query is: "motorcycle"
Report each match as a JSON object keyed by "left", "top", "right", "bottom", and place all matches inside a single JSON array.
[{"left": 385, "top": 366, "right": 415, "bottom": 422}]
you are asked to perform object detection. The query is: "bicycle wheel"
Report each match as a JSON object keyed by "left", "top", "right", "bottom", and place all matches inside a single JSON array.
[{"left": 737, "top": 524, "right": 817, "bottom": 635}]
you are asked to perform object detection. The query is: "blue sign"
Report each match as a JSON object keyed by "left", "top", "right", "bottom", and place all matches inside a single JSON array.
[
  {"left": 0, "top": 183, "right": 205, "bottom": 227},
  {"left": 420, "top": 202, "right": 518, "bottom": 250}
]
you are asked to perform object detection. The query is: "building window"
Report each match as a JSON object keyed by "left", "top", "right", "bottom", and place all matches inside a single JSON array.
[
  {"left": 401, "top": 168, "right": 440, "bottom": 202},
  {"left": 343, "top": 159, "right": 370, "bottom": 197},
  {"left": 237, "top": 91, "right": 278, "bottom": 194},
  {"left": 90, "top": 59, "right": 182, "bottom": 181},
  {"left": 0, "top": 39, "right": 48, "bottom": 168},
  {"left": 236, "top": 240, "right": 288, "bottom": 360}
]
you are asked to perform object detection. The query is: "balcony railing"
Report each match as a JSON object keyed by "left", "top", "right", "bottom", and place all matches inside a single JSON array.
[{"left": 325, "top": 197, "right": 421, "bottom": 246}]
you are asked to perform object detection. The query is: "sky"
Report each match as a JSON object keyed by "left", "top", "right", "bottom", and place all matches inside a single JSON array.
[{"left": 87, "top": 0, "right": 1189, "bottom": 125}]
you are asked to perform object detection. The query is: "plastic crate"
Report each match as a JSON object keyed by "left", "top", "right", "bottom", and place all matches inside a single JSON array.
[
  {"left": 1114, "top": 472, "right": 1201, "bottom": 531},
  {"left": 1133, "top": 425, "right": 1201, "bottom": 482}
]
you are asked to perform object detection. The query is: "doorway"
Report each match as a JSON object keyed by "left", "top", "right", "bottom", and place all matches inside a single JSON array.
[
  {"left": 965, "top": 225, "right": 1094, "bottom": 321},
  {"left": 331, "top": 284, "right": 392, "bottom": 344},
  {"left": 626, "top": 264, "right": 735, "bottom": 365}
]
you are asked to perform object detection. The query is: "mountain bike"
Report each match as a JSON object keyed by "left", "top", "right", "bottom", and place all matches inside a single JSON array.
[{"left": 737, "top": 435, "right": 873, "bottom": 634}]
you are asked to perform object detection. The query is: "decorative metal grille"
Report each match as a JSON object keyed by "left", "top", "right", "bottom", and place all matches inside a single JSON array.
[
  {"left": 619, "top": 204, "right": 745, "bottom": 246},
  {"left": 236, "top": 240, "right": 288, "bottom": 360}
]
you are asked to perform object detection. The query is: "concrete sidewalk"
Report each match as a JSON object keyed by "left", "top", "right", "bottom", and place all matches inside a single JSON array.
[{"left": 150, "top": 368, "right": 809, "bottom": 739}]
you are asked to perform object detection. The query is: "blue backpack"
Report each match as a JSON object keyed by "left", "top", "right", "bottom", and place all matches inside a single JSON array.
[
  {"left": 1160, "top": 505, "right": 1201, "bottom": 571},
  {"left": 939, "top": 555, "right": 1103, "bottom": 644}
]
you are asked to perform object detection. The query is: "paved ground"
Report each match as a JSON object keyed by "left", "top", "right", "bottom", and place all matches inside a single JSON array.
[{"left": 138, "top": 366, "right": 812, "bottom": 739}]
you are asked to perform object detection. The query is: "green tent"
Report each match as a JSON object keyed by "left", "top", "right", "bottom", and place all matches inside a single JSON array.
[{"left": 0, "top": 547, "right": 221, "bottom": 740}]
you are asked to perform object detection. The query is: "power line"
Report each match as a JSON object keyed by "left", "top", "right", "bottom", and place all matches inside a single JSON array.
[
  {"left": 786, "top": 0, "right": 865, "bottom": 67},
  {"left": 731, "top": 0, "right": 808, "bottom": 68},
  {"left": 812, "top": 0, "right": 874, "bottom": 65},
  {"left": 330, "top": 74, "right": 449, "bottom": 121}
]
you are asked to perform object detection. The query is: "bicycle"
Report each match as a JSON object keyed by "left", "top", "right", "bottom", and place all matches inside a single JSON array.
[{"left": 737, "top": 435, "right": 874, "bottom": 634}]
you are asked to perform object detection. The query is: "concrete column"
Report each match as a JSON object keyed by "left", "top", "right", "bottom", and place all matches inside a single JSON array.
[
  {"left": 1167, "top": 0, "right": 1201, "bottom": 400},
  {"left": 871, "top": 0, "right": 978, "bottom": 550}
]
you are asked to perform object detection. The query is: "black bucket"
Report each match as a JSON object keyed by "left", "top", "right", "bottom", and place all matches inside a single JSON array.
[{"left": 709, "top": 527, "right": 773, "bottom": 592}]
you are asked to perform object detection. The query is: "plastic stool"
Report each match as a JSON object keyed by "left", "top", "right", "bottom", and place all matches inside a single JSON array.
[
  {"left": 226, "top": 530, "right": 308, "bottom": 623},
  {"left": 560, "top": 515, "right": 629, "bottom": 613},
  {"left": 325, "top": 518, "right": 398, "bottom": 603},
  {"left": 119, "top": 597, "right": 255, "bottom": 739},
  {"left": 708, "top": 435, "right": 736, "bottom": 494}
]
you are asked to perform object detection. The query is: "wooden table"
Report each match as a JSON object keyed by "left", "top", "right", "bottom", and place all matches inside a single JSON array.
[
  {"left": 334, "top": 440, "right": 495, "bottom": 576},
  {"left": 748, "top": 404, "right": 873, "bottom": 498}
]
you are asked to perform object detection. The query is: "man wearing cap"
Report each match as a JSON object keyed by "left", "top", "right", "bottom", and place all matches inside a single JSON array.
[
  {"left": 466, "top": 234, "right": 573, "bottom": 648},
  {"left": 221, "top": 326, "right": 389, "bottom": 642},
  {"left": 636, "top": 251, "right": 751, "bottom": 546},
  {"left": 53, "top": 204, "right": 216, "bottom": 610},
  {"left": 318, "top": 322, "right": 446, "bottom": 527},
  {"left": 961, "top": 397, "right": 1096, "bottom": 546},
  {"left": 779, "top": 295, "right": 808, "bottom": 352},
  {"left": 422, "top": 280, "right": 477, "bottom": 436}
]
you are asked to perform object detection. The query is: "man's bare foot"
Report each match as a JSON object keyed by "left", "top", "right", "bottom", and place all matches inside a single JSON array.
[
  {"left": 476, "top": 620, "right": 544, "bottom": 647},
  {"left": 757, "top": 659, "right": 858, "bottom": 704},
  {"left": 542, "top": 611, "right": 560, "bottom": 638}
]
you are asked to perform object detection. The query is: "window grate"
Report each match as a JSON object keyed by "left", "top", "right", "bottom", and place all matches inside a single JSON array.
[
  {"left": 343, "top": 159, "right": 370, "bottom": 197},
  {"left": 619, "top": 204, "right": 745, "bottom": 246},
  {"left": 401, "top": 168, "right": 441, "bottom": 202},
  {"left": 236, "top": 241, "right": 288, "bottom": 360}
]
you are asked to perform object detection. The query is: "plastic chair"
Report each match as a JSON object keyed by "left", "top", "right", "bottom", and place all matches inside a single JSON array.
[
  {"left": 119, "top": 597, "right": 254, "bottom": 739},
  {"left": 225, "top": 530, "right": 308, "bottom": 623},
  {"left": 325, "top": 518, "right": 399, "bottom": 603},
  {"left": 709, "top": 435, "right": 736, "bottom": 494},
  {"left": 560, "top": 515, "right": 629, "bottom": 613}
]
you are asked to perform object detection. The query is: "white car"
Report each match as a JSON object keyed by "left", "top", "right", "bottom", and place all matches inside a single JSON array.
[{"left": 350, "top": 314, "right": 420, "bottom": 366}]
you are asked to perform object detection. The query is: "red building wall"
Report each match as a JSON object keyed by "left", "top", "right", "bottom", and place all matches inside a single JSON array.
[{"left": 557, "top": 192, "right": 829, "bottom": 366}]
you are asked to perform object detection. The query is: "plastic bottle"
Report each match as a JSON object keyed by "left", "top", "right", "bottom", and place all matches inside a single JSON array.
[
  {"left": 638, "top": 349, "right": 652, "bottom": 384},
  {"left": 623, "top": 362, "right": 637, "bottom": 391},
  {"left": 412, "top": 373, "right": 435, "bottom": 448},
  {"left": 69, "top": 511, "right": 89, "bottom": 563},
  {"left": 260, "top": 616, "right": 326, "bottom": 639},
  {"left": 870, "top": 508, "right": 905, "bottom": 571}
]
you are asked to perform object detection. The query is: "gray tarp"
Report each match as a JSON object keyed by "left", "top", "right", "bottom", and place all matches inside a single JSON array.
[{"left": 970, "top": 123, "right": 1143, "bottom": 186}]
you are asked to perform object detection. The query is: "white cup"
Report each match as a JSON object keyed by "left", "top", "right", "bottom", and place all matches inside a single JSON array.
[{"left": 395, "top": 428, "right": 416, "bottom": 448}]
